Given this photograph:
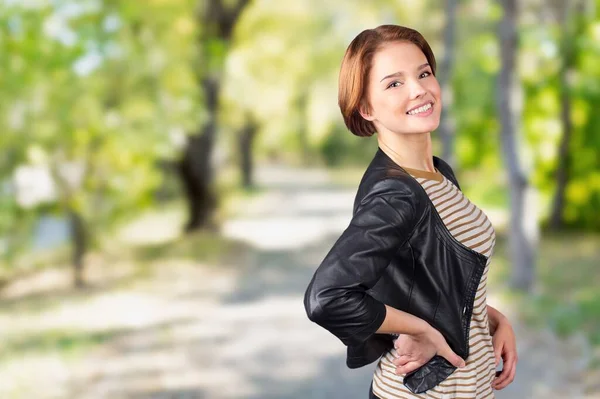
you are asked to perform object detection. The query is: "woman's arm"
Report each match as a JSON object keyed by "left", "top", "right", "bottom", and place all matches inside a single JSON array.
[
  {"left": 381, "top": 304, "right": 467, "bottom": 373},
  {"left": 487, "top": 304, "right": 518, "bottom": 390},
  {"left": 304, "top": 178, "right": 464, "bottom": 372},
  {"left": 487, "top": 304, "right": 508, "bottom": 336},
  {"left": 304, "top": 181, "right": 418, "bottom": 347},
  {"left": 377, "top": 305, "right": 430, "bottom": 336}
]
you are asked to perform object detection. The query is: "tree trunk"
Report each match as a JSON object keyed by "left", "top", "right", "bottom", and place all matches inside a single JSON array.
[
  {"left": 178, "top": 77, "right": 218, "bottom": 232},
  {"left": 296, "top": 90, "right": 310, "bottom": 165},
  {"left": 439, "top": 0, "right": 458, "bottom": 168},
  {"left": 239, "top": 118, "right": 258, "bottom": 189},
  {"left": 497, "top": 0, "right": 536, "bottom": 291},
  {"left": 549, "top": 0, "right": 585, "bottom": 229},
  {"left": 549, "top": 57, "right": 573, "bottom": 229},
  {"left": 69, "top": 209, "right": 86, "bottom": 288},
  {"left": 179, "top": 0, "right": 250, "bottom": 232}
]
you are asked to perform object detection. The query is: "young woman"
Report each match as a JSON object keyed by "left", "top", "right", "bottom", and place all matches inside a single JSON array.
[{"left": 304, "top": 25, "right": 518, "bottom": 398}]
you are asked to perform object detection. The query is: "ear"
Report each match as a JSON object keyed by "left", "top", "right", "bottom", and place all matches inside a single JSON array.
[{"left": 358, "top": 101, "right": 375, "bottom": 122}]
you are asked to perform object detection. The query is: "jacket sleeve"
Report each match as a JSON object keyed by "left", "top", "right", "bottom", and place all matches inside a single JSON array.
[{"left": 303, "top": 181, "right": 420, "bottom": 347}]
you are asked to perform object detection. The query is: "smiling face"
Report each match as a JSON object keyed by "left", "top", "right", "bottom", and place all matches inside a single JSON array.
[{"left": 360, "top": 41, "right": 442, "bottom": 136}]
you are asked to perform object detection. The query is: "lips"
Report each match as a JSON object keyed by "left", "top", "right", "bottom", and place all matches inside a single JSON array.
[{"left": 406, "top": 101, "right": 434, "bottom": 114}]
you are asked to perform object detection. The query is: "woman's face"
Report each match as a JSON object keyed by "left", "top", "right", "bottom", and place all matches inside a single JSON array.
[{"left": 361, "top": 41, "right": 442, "bottom": 136}]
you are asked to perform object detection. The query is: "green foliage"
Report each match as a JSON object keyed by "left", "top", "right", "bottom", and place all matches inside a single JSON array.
[
  {"left": 1, "top": 0, "right": 599, "bottom": 275},
  {"left": 319, "top": 126, "right": 379, "bottom": 167},
  {"left": 0, "top": 0, "right": 200, "bottom": 270},
  {"left": 520, "top": 5, "right": 600, "bottom": 230},
  {"left": 2, "top": 328, "right": 121, "bottom": 361}
]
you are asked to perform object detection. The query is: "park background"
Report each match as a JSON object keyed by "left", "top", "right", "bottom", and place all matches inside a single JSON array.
[{"left": 1, "top": 0, "right": 599, "bottom": 398}]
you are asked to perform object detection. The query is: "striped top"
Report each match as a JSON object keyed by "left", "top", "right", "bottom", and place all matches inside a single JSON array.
[{"left": 371, "top": 166, "right": 497, "bottom": 399}]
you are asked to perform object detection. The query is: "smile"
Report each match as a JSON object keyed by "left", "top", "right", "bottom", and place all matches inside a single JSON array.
[{"left": 406, "top": 102, "right": 434, "bottom": 116}]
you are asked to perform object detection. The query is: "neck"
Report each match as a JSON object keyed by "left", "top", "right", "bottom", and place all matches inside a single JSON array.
[{"left": 377, "top": 131, "right": 435, "bottom": 172}]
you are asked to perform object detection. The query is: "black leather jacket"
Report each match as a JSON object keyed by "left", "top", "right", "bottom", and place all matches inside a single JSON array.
[{"left": 304, "top": 148, "right": 488, "bottom": 394}]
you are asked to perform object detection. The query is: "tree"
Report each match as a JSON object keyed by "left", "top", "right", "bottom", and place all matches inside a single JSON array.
[
  {"left": 549, "top": 0, "right": 587, "bottom": 229},
  {"left": 238, "top": 114, "right": 259, "bottom": 189},
  {"left": 0, "top": 1, "right": 197, "bottom": 286},
  {"left": 496, "top": 0, "right": 537, "bottom": 291},
  {"left": 518, "top": 0, "right": 599, "bottom": 231},
  {"left": 178, "top": 0, "right": 251, "bottom": 232}
]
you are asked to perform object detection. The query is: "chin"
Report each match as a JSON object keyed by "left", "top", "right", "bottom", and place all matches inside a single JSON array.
[
  {"left": 408, "top": 121, "right": 440, "bottom": 134},
  {"left": 423, "top": 117, "right": 441, "bottom": 131}
]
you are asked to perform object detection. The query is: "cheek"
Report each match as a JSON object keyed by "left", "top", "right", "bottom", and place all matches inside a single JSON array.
[
  {"left": 385, "top": 94, "right": 408, "bottom": 115},
  {"left": 375, "top": 94, "right": 402, "bottom": 116},
  {"left": 429, "top": 79, "right": 442, "bottom": 98},
  {"left": 367, "top": 89, "right": 387, "bottom": 114}
]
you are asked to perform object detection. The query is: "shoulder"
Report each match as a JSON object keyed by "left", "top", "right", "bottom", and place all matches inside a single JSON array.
[
  {"left": 348, "top": 173, "right": 427, "bottom": 239},
  {"left": 354, "top": 166, "right": 427, "bottom": 219}
]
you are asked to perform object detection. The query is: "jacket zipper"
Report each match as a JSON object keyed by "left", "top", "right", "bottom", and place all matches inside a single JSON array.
[{"left": 460, "top": 257, "right": 487, "bottom": 359}]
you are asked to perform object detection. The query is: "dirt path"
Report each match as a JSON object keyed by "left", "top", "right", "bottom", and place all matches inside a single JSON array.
[{"left": 1, "top": 165, "right": 593, "bottom": 398}]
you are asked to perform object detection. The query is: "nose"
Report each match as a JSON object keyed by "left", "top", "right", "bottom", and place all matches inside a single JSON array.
[{"left": 407, "top": 78, "right": 427, "bottom": 99}]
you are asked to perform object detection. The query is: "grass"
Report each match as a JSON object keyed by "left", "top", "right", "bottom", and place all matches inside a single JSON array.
[
  {"left": 0, "top": 244, "right": 72, "bottom": 289},
  {"left": 0, "top": 202, "right": 253, "bottom": 364},
  {"left": 1, "top": 328, "right": 124, "bottom": 362},
  {"left": 488, "top": 231, "right": 600, "bottom": 361},
  {"left": 127, "top": 229, "right": 251, "bottom": 268},
  {"left": 0, "top": 167, "right": 259, "bottom": 390},
  {"left": 528, "top": 231, "right": 600, "bottom": 345}
]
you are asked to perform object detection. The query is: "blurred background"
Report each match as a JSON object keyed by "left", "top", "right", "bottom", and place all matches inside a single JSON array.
[{"left": 1, "top": 0, "right": 599, "bottom": 398}]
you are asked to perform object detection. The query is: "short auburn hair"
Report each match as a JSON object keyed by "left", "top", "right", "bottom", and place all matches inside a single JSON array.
[{"left": 338, "top": 25, "right": 437, "bottom": 137}]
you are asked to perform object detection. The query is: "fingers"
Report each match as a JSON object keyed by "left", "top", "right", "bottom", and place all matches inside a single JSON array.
[
  {"left": 392, "top": 354, "right": 411, "bottom": 367},
  {"left": 393, "top": 335, "right": 411, "bottom": 352},
  {"left": 395, "top": 361, "right": 423, "bottom": 375},
  {"left": 493, "top": 343, "right": 503, "bottom": 367},
  {"left": 437, "top": 346, "right": 466, "bottom": 369},
  {"left": 493, "top": 365, "right": 515, "bottom": 390},
  {"left": 493, "top": 352, "right": 518, "bottom": 390}
]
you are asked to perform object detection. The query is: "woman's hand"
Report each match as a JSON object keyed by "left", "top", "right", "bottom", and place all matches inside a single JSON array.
[
  {"left": 391, "top": 326, "right": 466, "bottom": 375},
  {"left": 492, "top": 318, "right": 518, "bottom": 390}
]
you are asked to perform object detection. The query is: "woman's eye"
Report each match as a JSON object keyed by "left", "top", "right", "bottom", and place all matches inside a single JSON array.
[
  {"left": 387, "top": 81, "right": 402, "bottom": 89},
  {"left": 420, "top": 71, "right": 432, "bottom": 78}
]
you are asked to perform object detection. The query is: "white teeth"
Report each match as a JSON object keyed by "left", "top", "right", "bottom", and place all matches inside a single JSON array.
[{"left": 407, "top": 102, "right": 432, "bottom": 115}]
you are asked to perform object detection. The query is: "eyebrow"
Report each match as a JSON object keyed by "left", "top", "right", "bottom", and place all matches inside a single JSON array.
[{"left": 379, "top": 63, "right": 431, "bottom": 82}]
